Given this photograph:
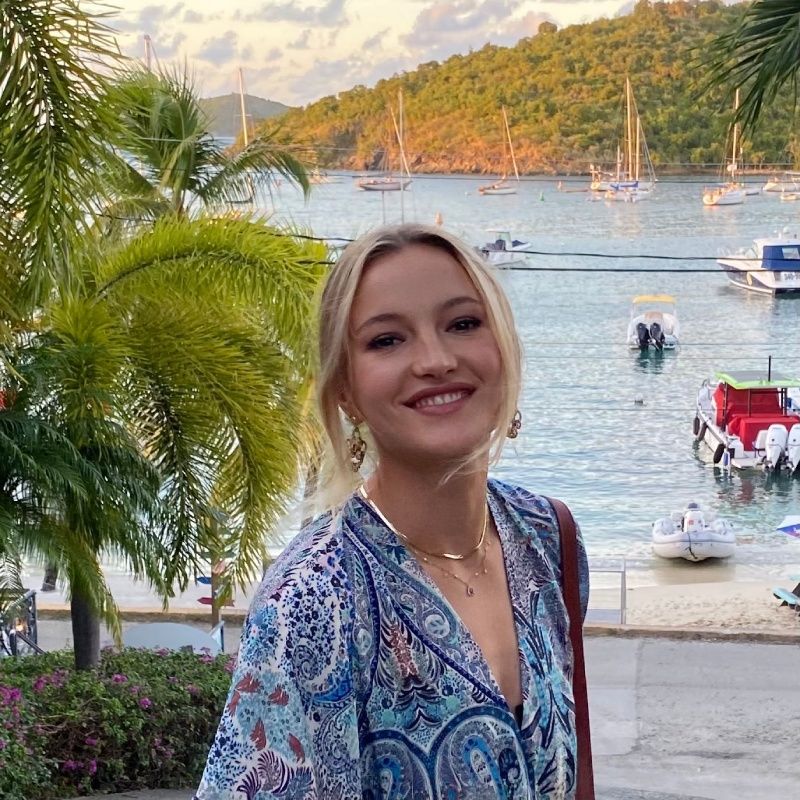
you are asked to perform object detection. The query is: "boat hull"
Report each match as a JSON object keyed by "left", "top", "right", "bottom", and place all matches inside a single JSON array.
[
  {"left": 357, "top": 178, "right": 411, "bottom": 192},
  {"left": 703, "top": 188, "right": 745, "bottom": 206},
  {"left": 716, "top": 259, "right": 800, "bottom": 295},
  {"left": 652, "top": 531, "right": 735, "bottom": 561}
]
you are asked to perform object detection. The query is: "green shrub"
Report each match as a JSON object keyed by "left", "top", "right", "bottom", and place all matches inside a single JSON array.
[{"left": 0, "top": 647, "right": 235, "bottom": 799}]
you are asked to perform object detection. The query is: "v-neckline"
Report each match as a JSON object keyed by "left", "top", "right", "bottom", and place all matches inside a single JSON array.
[{"left": 352, "top": 483, "right": 529, "bottom": 724}]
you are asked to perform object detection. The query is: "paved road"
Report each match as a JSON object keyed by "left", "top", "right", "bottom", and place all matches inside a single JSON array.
[{"left": 49, "top": 633, "right": 799, "bottom": 800}]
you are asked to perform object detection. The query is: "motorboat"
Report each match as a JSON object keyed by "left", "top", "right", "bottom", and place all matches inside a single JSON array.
[
  {"left": 762, "top": 170, "right": 800, "bottom": 193},
  {"left": 480, "top": 230, "right": 528, "bottom": 267},
  {"left": 652, "top": 503, "right": 735, "bottom": 561},
  {"left": 716, "top": 231, "right": 800, "bottom": 295},
  {"left": 694, "top": 364, "right": 800, "bottom": 472},
  {"left": 626, "top": 294, "right": 679, "bottom": 351}
]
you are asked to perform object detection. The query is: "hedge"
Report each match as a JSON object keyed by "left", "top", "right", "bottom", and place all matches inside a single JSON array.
[{"left": 0, "top": 648, "right": 234, "bottom": 799}]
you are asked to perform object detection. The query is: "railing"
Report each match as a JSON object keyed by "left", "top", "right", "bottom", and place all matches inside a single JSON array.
[{"left": 0, "top": 590, "right": 43, "bottom": 657}]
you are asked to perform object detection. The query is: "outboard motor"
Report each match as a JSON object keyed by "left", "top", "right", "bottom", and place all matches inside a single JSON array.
[
  {"left": 649, "top": 321, "right": 665, "bottom": 351},
  {"left": 764, "top": 424, "right": 788, "bottom": 470},
  {"left": 682, "top": 503, "right": 705, "bottom": 533},
  {"left": 786, "top": 424, "right": 800, "bottom": 473},
  {"left": 636, "top": 322, "right": 650, "bottom": 351}
]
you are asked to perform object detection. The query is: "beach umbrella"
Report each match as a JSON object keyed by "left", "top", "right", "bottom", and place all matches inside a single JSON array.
[{"left": 776, "top": 516, "right": 800, "bottom": 538}]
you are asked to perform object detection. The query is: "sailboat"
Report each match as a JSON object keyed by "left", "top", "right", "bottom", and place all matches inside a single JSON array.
[
  {"left": 594, "top": 78, "right": 656, "bottom": 202},
  {"left": 702, "top": 89, "right": 746, "bottom": 207},
  {"left": 479, "top": 107, "right": 520, "bottom": 196},
  {"left": 357, "top": 91, "right": 412, "bottom": 192}
]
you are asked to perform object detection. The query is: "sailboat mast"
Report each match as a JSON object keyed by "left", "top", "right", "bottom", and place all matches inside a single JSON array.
[
  {"left": 144, "top": 35, "right": 153, "bottom": 72},
  {"left": 399, "top": 89, "right": 404, "bottom": 221},
  {"left": 626, "top": 77, "right": 633, "bottom": 180},
  {"left": 635, "top": 117, "right": 641, "bottom": 182},
  {"left": 502, "top": 106, "right": 520, "bottom": 182},
  {"left": 731, "top": 87, "right": 740, "bottom": 181},
  {"left": 238, "top": 67, "right": 249, "bottom": 147}
]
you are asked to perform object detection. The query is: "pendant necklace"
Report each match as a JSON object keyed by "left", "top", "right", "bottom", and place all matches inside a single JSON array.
[{"left": 358, "top": 484, "right": 490, "bottom": 597}]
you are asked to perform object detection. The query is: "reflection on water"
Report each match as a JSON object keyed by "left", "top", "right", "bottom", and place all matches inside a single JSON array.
[{"left": 633, "top": 349, "right": 667, "bottom": 374}]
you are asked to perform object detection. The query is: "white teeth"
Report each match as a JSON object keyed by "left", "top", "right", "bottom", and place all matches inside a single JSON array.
[{"left": 414, "top": 391, "right": 467, "bottom": 408}]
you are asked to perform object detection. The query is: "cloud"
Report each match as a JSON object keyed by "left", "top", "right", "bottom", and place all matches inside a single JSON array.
[
  {"left": 196, "top": 31, "right": 239, "bottom": 66},
  {"left": 400, "top": 0, "right": 555, "bottom": 61},
  {"left": 244, "top": 0, "right": 348, "bottom": 27},
  {"left": 362, "top": 28, "right": 390, "bottom": 52},
  {"left": 183, "top": 10, "right": 204, "bottom": 23},
  {"left": 290, "top": 29, "right": 313, "bottom": 49}
]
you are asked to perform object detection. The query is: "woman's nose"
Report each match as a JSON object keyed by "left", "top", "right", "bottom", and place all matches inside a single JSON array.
[{"left": 410, "top": 332, "right": 457, "bottom": 376}]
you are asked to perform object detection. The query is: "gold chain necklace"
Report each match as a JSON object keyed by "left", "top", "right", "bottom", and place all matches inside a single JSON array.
[
  {"left": 358, "top": 484, "right": 487, "bottom": 561},
  {"left": 415, "top": 538, "right": 490, "bottom": 597}
]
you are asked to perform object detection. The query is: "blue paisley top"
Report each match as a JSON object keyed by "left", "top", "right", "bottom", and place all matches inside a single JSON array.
[{"left": 195, "top": 479, "right": 589, "bottom": 800}]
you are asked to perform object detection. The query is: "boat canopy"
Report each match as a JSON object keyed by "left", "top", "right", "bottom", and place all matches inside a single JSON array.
[
  {"left": 716, "top": 370, "right": 800, "bottom": 390},
  {"left": 632, "top": 294, "right": 676, "bottom": 304}
]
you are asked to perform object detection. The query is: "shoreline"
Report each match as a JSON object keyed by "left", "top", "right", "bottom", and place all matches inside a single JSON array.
[{"left": 24, "top": 558, "right": 800, "bottom": 641}]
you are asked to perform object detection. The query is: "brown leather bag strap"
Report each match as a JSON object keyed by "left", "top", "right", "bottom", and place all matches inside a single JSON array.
[{"left": 546, "top": 497, "right": 595, "bottom": 800}]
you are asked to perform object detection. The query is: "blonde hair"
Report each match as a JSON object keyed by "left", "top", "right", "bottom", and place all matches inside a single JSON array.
[{"left": 315, "top": 223, "right": 522, "bottom": 507}]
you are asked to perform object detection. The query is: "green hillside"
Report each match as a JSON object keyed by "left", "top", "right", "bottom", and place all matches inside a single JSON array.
[
  {"left": 201, "top": 93, "right": 290, "bottom": 139},
  {"left": 261, "top": 1, "right": 798, "bottom": 174}
]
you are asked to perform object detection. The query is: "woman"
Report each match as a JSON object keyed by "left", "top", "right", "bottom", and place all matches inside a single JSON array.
[{"left": 195, "top": 224, "right": 589, "bottom": 799}]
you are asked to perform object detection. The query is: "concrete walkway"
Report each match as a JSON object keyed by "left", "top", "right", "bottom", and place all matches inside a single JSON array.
[{"left": 68, "top": 635, "right": 800, "bottom": 800}]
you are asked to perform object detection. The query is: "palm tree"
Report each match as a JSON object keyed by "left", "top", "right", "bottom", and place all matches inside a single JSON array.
[
  {"left": 705, "top": 1, "right": 800, "bottom": 132},
  {"left": 102, "top": 66, "right": 310, "bottom": 221},
  {"left": 1, "top": 1, "right": 327, "bottom": 669}
]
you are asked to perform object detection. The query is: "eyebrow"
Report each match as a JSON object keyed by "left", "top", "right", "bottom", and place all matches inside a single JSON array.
[{"left": 353, "top": 295, "right": 482, "bottom": 335}]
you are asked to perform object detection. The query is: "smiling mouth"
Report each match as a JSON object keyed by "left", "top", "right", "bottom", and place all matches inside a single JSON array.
[{"left": 412, "top": 390, "right": 470, "bottom": 409}]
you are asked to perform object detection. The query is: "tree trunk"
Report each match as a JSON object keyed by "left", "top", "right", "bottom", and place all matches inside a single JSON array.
[{"left": 71, "top": 591, "right": 100, "bottom": 670}]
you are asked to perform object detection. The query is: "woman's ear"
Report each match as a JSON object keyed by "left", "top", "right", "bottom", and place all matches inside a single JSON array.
[{"left": 337, "top": 384, "right": 361, "bottom": 425}]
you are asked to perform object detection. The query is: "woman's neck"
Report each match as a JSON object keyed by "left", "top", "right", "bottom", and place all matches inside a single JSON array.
[{"left": 365, "top": 460, "right": 489, "bottom": 556}]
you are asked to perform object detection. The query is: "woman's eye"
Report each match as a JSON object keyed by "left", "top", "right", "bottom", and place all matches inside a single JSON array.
[
  {"left": 450, "top": 317, "right": 481, "bottom": 332},
  {"left": 367, "top": 334, "right": 400, "bottom": 350}
]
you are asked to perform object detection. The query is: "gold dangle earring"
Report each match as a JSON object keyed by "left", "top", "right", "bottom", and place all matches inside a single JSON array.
[
  {"left": 346, "top": 420, "right": 367, "bottom": 472},
  {"left": 507, "top": 409, "right": 522, "bottom": 439}
]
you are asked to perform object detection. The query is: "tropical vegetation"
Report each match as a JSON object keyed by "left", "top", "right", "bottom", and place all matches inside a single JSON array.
[
  {"left": 0, "top": 648, "right": 233, "bottom": 799},
  {"left": 0, "top": 1, "right": 324, "bottom": 671},
  {"left": 268, "top": 0, "right": 799, "bottom": 174},
  {"left": 705, "top": 0, "right": 800, "bottom": 132}
]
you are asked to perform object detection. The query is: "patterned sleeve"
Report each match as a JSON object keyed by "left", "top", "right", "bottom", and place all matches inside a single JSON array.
[{"left": 194, "top": 527, "right": 362, "bottom": 800}]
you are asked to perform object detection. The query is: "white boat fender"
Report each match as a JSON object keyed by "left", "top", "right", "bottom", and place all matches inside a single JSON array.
[{"left": 721, "top": 448, "right": 731, "bottom": 470}]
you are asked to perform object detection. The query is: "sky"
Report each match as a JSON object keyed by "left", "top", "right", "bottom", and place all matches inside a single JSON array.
[{"left": 107, "top": 0, "right": 740, "bottom": 106}]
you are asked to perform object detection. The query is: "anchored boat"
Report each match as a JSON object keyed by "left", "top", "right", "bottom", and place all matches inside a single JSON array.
[
  {"left": 626, "top": 294, "right": 679, "bottom": 351},
  {"left": 652, "top": 503, "right": 735, "bottom": 561},
  {"left": 694, "top": 364, "right": 800, "bottom": 472},
  {"left": 716, "top": 231, "right": 800, "bottom": 295}
]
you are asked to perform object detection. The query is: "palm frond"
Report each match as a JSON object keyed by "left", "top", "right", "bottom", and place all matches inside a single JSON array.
[
  {"left": 0, "top": 0, "right": 121, "bottom": 305},
  {"left": 704, "top": 0, "right": 800, "bottom": 131}
]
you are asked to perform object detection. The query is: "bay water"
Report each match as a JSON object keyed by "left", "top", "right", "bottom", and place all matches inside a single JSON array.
[{"left": 269, "top": 173, "right": 800, "bottom": 572}]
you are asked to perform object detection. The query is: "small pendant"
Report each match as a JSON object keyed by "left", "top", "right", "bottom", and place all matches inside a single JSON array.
[{"left": 466, "top": 586, "right": 475, "bottom": 597}]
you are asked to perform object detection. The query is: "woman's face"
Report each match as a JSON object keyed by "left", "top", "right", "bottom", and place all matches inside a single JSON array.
[{"left": 343, "top": 243, "right": 503, "bottom": 470}]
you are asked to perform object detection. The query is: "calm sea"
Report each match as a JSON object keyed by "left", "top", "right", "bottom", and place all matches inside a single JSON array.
[{"left": 266, "top": 173, "right": 800, "bottom": 569}]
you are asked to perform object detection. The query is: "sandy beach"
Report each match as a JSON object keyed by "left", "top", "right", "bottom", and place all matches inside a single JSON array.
[{"left": 22, "top": 550, "right": 800, "bottom": 647}]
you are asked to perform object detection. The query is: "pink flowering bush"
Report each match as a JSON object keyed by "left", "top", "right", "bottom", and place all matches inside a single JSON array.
[{"left": 0, "top": 648, "right": 236, "bottom": 798}]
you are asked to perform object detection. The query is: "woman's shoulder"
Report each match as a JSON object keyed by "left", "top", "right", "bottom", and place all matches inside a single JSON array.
[
  {"left": 488, "top": 477, "right": 559, "bottom": 531},
  {"left": 251, "top": 510, "right": 350, "bottom": 615}
]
